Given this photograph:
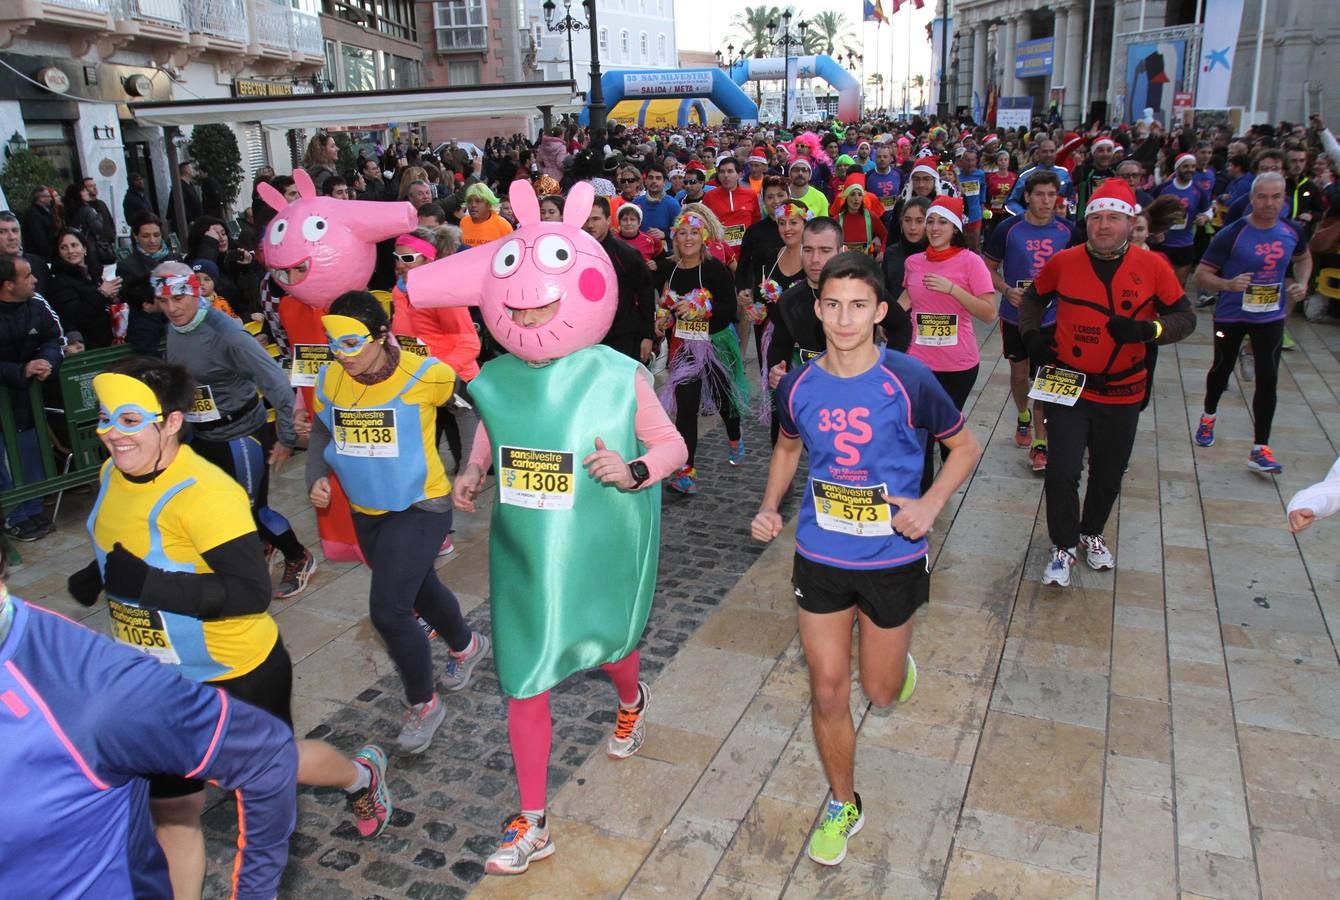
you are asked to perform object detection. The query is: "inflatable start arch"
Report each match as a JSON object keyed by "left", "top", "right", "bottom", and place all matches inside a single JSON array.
[
  {"left": 729, "top": 55, "right": 861, "bottom": 122},
  {"left": 580, "top": 69, "right": 758, "bottom": 125}
]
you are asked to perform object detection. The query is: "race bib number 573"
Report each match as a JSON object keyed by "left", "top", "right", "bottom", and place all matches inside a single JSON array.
[
  {"left": 499, "top": 445, "right": 575, "bottom": 510},
  {"left": 811, "top": 479, "right": 893, "bottom": 536}
]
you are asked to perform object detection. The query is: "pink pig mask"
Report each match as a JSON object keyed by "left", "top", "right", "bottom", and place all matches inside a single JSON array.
[
  {"left": 256, "top": 169, "right": 416, "bottom": 307},
  {"left": 406, "top": 180, "right": 615, "bottom": 362}
]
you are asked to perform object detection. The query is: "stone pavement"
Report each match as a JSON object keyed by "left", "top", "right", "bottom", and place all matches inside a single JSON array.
[{"left": 9, "top": 309, "right": 1339, "bottom": 898}]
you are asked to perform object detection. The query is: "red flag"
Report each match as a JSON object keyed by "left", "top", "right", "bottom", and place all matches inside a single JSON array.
[{"left": 912, "top": 0, "right": 925, "bottom": 8}]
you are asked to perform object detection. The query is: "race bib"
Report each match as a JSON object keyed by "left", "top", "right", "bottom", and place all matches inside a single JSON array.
[
  {"left": 674, "top": 319, "right": 711, "bottom": 341},
  {"left": 185, "top": 385, "right": 220, "bottom": 423},
  {"left": 811, "top": 480, "right": 893, "bottom": 536},
  {"left": 289, "top": 344, "right": 334, "bottom": 387},
  {"left": 844, "top": 241, "right": 869, "bottom": 253},
  {"left": 1015, "top": 279, "right": 1033, "bottom": 291},
  {"left": 108, "top": 601, "right": 181, "bottom": 665},
  {"left": 397, "top": 335, "right": 430, "bottom": 358},
  {"left": 1242, "top": 283, "right": 1281, "bottom": 313},
  {"left": 880, "top": 195, "right": 897, "bottom": 209},
  {"left": 723, "top": 224, "right": 745, "bottom": 246},
  {"left": 1028, "top": 365, "right": 1087, "bottom": 406},
  {"left": 499, "top": 445, "right": 575, "bottom": 510},
  {"left": 962, "top": 181, "right": 980, "bottom": 197},
  {"left": 1169, "top": 212, "right": 1188, "bottom": 231},
  {"left": 915, "top": 313, "right": 959, "bottom": 347},
  {"left": 332, "top": 407, "right": 399, "bottom": 458}
]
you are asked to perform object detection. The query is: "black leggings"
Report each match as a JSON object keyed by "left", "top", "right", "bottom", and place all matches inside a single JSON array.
[
  {"left": 352, "top": 505, "right": 471, "bottom": 705},
  {"left": 1203, "top": 319, "right": 1284, "bottom": 445},
  {"left": 675, "top": 366, "right": 742, "bottom": 469},
  {"left": 1044, "top": 398, "right": 1141, "bottom": 549},
  {"left": 922, "top": 366, "right": 979, "bottom": 494}
]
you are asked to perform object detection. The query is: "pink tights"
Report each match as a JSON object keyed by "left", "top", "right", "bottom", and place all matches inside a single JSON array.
[{"left": 506, "top": 651, "right": 641, "bottom": 810}]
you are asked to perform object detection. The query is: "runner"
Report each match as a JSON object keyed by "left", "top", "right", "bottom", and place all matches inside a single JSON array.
[
  {"left": 654, "top": 210, "right": 749, "bottom": 493},
  {"left": 151, "top": 262, "right": 316, "bottom": 599},
  {"left": 748, "top": 202, "right": 809, "bottom": 443},
  {"left": 702, "top": 156, "right": 761, "bottom": 252},
  {"left": 1018, "top": 180, "right": 1196, "bottom": 587},
  {"left": 307, "top": 292, "right": 489, "bottom": 754},
  {"left": 955, "top": 149, "right": 986, "bottom": 252},
  {"left": 783, "top": 159, "right": 831, "bottom": 218},
  {"left": 406, "top": 181, "right": 687, "bottom": 875},
  {"left": 881, "top": 197, "right": 931, "bottom": 304},
  {"left": 71, "top": 360, "right": 392, "bottom": 899},
  {"left": 984, "top": 150, "right": 1017, "bottom": 242},
  {"left": 865, "top": 144, "right": 904, "bottom": 215},
  {"left": 1004, "top": 139, "right": 1076, "bottom": 217},
  {"left": 736, "top": 175, "right": 791, "bottom": 340},
  {"left": 983, "top": 171, "right": 1079, "bottom": 473},
  {"left": 752, "top": 251, "right": 982, "bottom": 868},
  {"left": 1193, "top": 172, "right": 1311, "bottom": 474},
  {"left": 1153, "top": 153, "right": 1212, "bottom": 284},
  {"left": 833, "top": 182, "right": 887, "bottom": 255},
  {"left": 896, "top": 196, "right": 997, "bottom": 492},
  {"left": 1, "top": 580, "right": 298, "bottom": 900}
]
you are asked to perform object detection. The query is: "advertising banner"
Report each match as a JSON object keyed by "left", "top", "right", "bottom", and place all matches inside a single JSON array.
[
  {"left": 622, "top": 71, "right": 714, "bottom": 98},
  {"left": 1195, "top": 0, "right": 1244, "bottom": 108},
  {"left": 1124, "top": 37, "right": 1189, "bottom": 126},
  {"left": 1015, "top": 38, "right": 1055, "bottom": 79}
]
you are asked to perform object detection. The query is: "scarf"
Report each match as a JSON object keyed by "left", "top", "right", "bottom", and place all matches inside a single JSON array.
[
  {"left": 139, "top": 244, "right": 171, "bottom": 263},
  {"left": 350, "top": 338, "right": 402, "bottom": 386},
  {"left": 1086, "top": 241, "right": 1130, "bottom": 261},
  {"left": 925, "top": 245, "right": 964, "bottom": 263},
  {"left": 171, "top": 299, "right": 210, "bottom": 334}
]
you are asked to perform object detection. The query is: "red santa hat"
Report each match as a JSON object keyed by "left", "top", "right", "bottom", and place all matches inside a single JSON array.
[
  {"left": 1091, "top": 137, "right": 1116, "bottom": 152},
  {"left": 982, "top": 133, "right": 1000, "bottom": 145},
  {"left": 911, "top": 155, "right": 941, "bottom": 179},
  {"left": 1084, "top": 178, "right": 1138, "bottom": 218},
  {"left": 748, "top": 147, "right": 769, "bottom": 164},
  {"left": 1174, "top": 152, "right": 1197, "bottom": 169},
  {"left": 926, "top": 196, "right": 965, "bottom": 231}
]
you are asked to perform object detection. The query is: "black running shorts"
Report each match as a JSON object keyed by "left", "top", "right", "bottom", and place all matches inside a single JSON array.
[{"left": 792, "top": 554, "right": 930, "bottom": 629}]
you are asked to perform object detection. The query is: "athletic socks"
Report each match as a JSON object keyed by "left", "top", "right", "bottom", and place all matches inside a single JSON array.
[
  {"left": 345, "top": 761, "right": 371, "bottom": 793},
  {"left": 1017, "top": 408, "right": 1031, "bottom": 425}
]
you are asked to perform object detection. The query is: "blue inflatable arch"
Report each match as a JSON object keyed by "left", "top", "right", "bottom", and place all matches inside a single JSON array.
[
  {"left": 580, "top": 69, "right": 758, "bottom": 125},
  {"left": 728, "top": 55, "right": 861, "bottom": 122}
]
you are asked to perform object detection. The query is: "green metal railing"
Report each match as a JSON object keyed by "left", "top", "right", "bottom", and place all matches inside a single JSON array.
[{"left": 0, "top": 345, "right": 135, "bottom": 509}]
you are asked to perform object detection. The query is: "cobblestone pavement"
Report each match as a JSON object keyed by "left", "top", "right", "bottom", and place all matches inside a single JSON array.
[{"left": 11, "top": 311, "right": 1340, "bottom": 899}]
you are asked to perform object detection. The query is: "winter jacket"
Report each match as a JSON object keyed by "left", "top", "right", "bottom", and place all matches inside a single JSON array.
[
  {"left": 0, "top": 293, "right": 64, "bottom": 427},
  {"left": 535, "top": 135, "right": 568, "bottom": 179},
  {"left": 47, "top": 258, "right": 114, "bottom": 349}
]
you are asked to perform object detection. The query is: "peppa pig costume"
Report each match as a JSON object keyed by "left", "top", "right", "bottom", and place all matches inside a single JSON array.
[
  {"left": 407, "top": 180, "right": 686, "bottom": 875},
  {"left": 256, "top": 170, "right": 416, "bottom": 562}
]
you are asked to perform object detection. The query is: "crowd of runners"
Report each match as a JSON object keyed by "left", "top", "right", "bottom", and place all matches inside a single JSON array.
[{"left": 3, "top": 105, "right": 1340, "bottom": 895}]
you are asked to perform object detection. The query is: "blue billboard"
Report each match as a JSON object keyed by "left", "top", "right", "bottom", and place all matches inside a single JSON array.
[{"left": 1015, "top": 37, "right": 1055, "bottom": 79}]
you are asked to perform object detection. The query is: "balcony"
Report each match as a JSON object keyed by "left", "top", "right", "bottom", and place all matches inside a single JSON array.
[
  {"left": 3, "top": 0, "right": 114, "bottom": 46},
  {"left": 188, "top": 0, "right": 249, "bottom": 48},
  {"left": 253, "top": 0, "right": 323, "bottom": 62},
  {"left": 112, "top": 0, "right": 192, "bottom": 50}
]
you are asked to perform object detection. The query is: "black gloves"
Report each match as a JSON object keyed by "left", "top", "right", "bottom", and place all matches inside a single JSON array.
[
  {"left": 103, "top": 543, "right": 150, "bottom": 598},
  {"left": 67, "top": 560, "right": 104, "bottom": 607},
  {"left": 1021, "top": 330, "right": 1055, "bottom": 373},
  {"left": 1106, "top": 316, "right": 1158, "bottom": 344}
]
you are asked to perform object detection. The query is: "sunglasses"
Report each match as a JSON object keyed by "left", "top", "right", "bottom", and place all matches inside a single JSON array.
[
  {"left": 393, "top": 251, "right": 425, "bottom": 264},
  {"left": 684, "top": 178, "right": 702, "bottom": 185},
  {"left": 327, "top": 333, "right": 373, "bottom": 356},
  {"left": 618, "top": 177, "right": 640, "bottom": 184}
]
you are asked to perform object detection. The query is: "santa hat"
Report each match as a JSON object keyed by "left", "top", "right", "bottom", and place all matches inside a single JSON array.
[
  {"left": 857, "top": 140, "right": 871, "bottom": 151},
  {"left": 840, "top": 173, "right": 866, "bottom": 197},
  {"left": 685, "top": 160, "right": 706, "bottom": 173},
  {"left": 983, "top": 133, "right": 1000, "bottom": 145},
  {"left": 748, "top": 147, "right": 768, "bottom": 164},
  {"left": 1091, "top": 137, "right": 1116, "bottom": 152},
  {"left": 911, "top": 156, "right": 941, "bottom": 179},
  {"left": 926, "top": 196, "right": 965, "bottom": 231},
  {"left": 1085, "top": 179, "right": 1138, "bottom": 218},
  {"left": 617, "top": 203, "right": 643, "bottom": 221},
  {"left": 788, "top": 158, "right": 812, "bottom": 172},
  {"left": 1174, "top": 152, "right": 1197, "bottom": 169}
]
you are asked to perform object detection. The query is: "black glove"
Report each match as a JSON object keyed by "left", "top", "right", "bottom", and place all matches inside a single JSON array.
[
  {"left": 103, "top": 543, "right": 150, "bottom": 598},
  {"left": 67, "top": 560, "right": 104, "bottom": 607},
  {"left": 1021, "top": 330, "right": 1055, "bottom": 373},
  {"left": 1106, "top": 316, "right": 1157, "bottom": 344}
]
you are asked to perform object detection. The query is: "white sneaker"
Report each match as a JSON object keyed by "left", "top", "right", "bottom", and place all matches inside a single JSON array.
[
  {"left": 394, "top": 695, "right": 446, "bottom": 755},
  {"left": 1079, "top": 534, "right": 1115, "bottom": 570},
  {"left": 607, "top": 681, "right": 649, "bottom": 759},
  {"left": 485, "top": 813, "right": 555, "bottom": 875},
  {"left": 1042, "top": 547, "right": 1076, "bottom": 587}
]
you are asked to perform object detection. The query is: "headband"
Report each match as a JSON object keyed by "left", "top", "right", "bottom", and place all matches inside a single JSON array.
[
  {"left": 395, "top": 234, "right": 439, "bottom": 261},
  {"left": 772, "top": 202, "right": 814, "bottom": 222},
  {"left": 93, "top": 372, "right": 164, "bottom": 435},
  {"left": 672, "top": 212, "right": 710, "bottom": 237},
  {"left": 151, "top": 272, "right": 202, "bottom": 299}
]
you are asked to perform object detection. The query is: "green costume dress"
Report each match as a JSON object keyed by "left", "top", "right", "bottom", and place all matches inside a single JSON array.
[{"left": 468, "top": 345, "right": 661, "bottom": 699}]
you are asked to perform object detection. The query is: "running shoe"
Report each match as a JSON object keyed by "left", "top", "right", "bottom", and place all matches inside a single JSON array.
[
  {"left": 4, "top": 518, "right": 49, "bottom": 543},
  {"left": 276, "top": 549, "right": 316, "bottom": 599},
  {"left": 1238, "top": 345, "right": 1255, "bottom": 382},
  {"left": 437, "top": 537, "right": 455, "bottom": 558},
  {"left": 485, "top": 813, "right": 555, "bottom": 875},
  {"left": 1079, "top": 533, "right": 1115, "bottom": 571},
  {"left": 1014, "top": 413, "right": 1031, "bottom": 448},
  {"left": 1282, "top": 329, "right": 1296, "bottom": 351},
  {"left": 807, "top": 793, "right": 864, "bottom": 867},
  {"left": 441, "top": 631, "right": 490, "bottom": 692},
  {"left": 607, "top": 681, "right": 649, "bottom": 759},
  {"left": 666, "top": 466, "right": 698, "bottom": 495},
  {"left": 1196, "top": 292, "right": 1217, "bottom": 309},
  {"left": 728, "top": 440, "right": 745, "bottom": 466},
  {"left": 1194, "top": 415, "right": 1216, "bottom": 448},
  {"left": 1248, "top": 446, "right": 1283, "bottom": 475},
  {"left": 261, "top": 542, "right": 277, "bottom": 569},
  {"left": 898, "top": 654, "right": 917, "bottom": 703},
  {"left": 350, "top": 745, "right": 392, "bottom": 838},
  {"left": 1042, "top": 546, "right": 1076, "bottom": 587},
  {"left": 1029, "top": 443, "right": 1048, "bottom": 473},
  {"left": 394, "top": 695, "right": 446, "bottom": 755}
]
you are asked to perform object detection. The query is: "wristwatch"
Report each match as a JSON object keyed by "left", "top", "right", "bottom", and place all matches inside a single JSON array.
[{"left": 628, "top": 459, "right": 650, "bottom": 489}]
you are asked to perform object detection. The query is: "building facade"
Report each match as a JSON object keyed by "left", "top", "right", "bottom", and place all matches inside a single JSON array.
[
  {"left": 0, "top": 0, "right": 325, "bottom": 227},
  {"left": 950, "top": 0, "right": 1338, "bottom": 129}
]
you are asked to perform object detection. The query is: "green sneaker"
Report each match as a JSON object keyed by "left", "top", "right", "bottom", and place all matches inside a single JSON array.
[
  {"left": 807, "top": 793, "right": 864, "bottom": 866},
  {"left": 1282, "top": 329, "right": 1296, "bottom": 351},
  {"left": 898, "top": 653, "right": 917, "bottom": 703}
]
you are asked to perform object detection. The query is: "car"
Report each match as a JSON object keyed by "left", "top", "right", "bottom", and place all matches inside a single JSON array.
[{"left": 432, "top": 141, "right": 484, "bottom": 161}]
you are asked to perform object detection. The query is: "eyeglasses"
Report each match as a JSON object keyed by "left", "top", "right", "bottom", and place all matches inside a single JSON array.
[
  {"left": 618, "top": 177, "right": 640, "bottom": 184},
  {"left": 684, "top": 178, "right": 702, "bottom": 185},
  {"left": 393, "top": 252, "right": 425, "bottom": 264},
  {"left": 97, "top": 403, "right": 163, "bottom": 436}
]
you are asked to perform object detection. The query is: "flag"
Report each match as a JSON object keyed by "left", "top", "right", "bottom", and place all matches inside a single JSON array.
[{"left": 863, "top": 0, "right": 886, "bottom": 22}]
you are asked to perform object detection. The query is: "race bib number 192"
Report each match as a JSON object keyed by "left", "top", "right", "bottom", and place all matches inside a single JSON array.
[
  {"left": 499, "top": 445, "right": 576, "bottom": 510},
  {"left": 1242, "top": 284, "right": 1281, "bottom": 313}
]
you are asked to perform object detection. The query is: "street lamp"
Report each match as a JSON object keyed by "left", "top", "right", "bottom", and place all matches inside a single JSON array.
[
  {"left": 542, "top": 0, "right": 587, "bottom": 86},
  {"left": 766, "top": 12, "right": 807, "bottom": 129},
  {"left": 543, "top": 0, "right": 605, "bottom": 144},
  {"left": 717, "top": 43, "right": 745, "bottom": 70}
]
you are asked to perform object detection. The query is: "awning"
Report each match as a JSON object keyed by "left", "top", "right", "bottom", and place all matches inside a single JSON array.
[{"left": 129, "top": 81, "right": 581, "bottom": 131}]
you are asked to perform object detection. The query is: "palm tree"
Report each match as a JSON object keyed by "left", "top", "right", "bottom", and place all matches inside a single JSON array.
[
  {"left": 912, "top": 74, "right": 926, "bottom": 109},
  {"left": 867, "top": 73, "right": 885, "bottom": 109},
  {"left": 731, "top": 6, "right": 787, "bottom": 58},
  {"left": 810, "top": 11, "right": 854, "bottom": 57}
]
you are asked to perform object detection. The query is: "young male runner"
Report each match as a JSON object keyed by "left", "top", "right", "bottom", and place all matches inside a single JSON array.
[{"left": 752, "top": 252, "right": 981, "bottom": 867}]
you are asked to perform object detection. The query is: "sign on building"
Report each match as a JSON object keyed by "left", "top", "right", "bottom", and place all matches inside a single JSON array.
[
  {"left": 1015, "top": 38, "right": 1055, "bottom": 79},
  {"left": 622, "top": 71, "right": 714, "bottom": 98}
]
